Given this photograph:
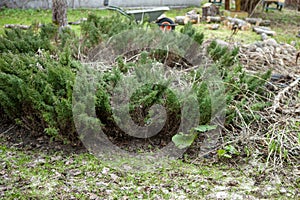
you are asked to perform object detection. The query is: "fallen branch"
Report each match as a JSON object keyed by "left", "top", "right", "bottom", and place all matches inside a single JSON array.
[
  {"left": 272, "top": 77, "right": 300, "bottom": 112},
  {"left": 253, "top": 26, "right": 276, "bottom": 36},
  {"left": 282, "top": 107, "right": 300, "bottom": 114},
  {"left": 0, "top": 125, "right": 16, "bottom": 135}
]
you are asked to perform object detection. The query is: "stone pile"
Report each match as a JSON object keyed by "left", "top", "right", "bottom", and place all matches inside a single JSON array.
[{"left": 238, "top": 39, "right": 299, "bottom": 75}]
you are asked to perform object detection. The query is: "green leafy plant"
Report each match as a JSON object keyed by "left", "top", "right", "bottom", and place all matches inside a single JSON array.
[
  {"left": 172, "top": 125, "right": 217, "bottom": 149},
  {"left": 217, "top": 145, "right": 240, "bottom": 158},
  {"left": 180, "top": 22, "right": 204, "bottom": 45}
]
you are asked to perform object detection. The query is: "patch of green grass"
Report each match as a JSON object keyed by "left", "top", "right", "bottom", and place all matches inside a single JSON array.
[
  {"left": 0, "top": 144, "right": 298, "bottom": 199},
  {"left": 178, "top": 22, "right": 261, "bottom": 44},
  {"left": 253, "top": 7, "right": 300, "bottom": 49},
  {"left": 0, "top": 8, "right": 112, "bottom": 35}
]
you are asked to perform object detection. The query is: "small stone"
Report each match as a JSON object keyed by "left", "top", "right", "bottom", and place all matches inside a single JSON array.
[
  {"left": 231, "top": 193, "right": 244, "bottom": 200},
  {"left": 256, "top": 48, "right": 264, "bottom": 53},
  {"left": 286, "top": 192, "right": 293, "bottom": 197},
  {"left": 110, "top": 173, "right": 119, "bottom": 181},
  {"left": 89, "top": 193, "right": 100, "bottom": 200},
  {"left": 200, "top": 185, "right": 208, "bottom": 190},
  {"left": 34, "top": 158, "right": 46, "bottom": 164},
  {"left": 275, "top": 47, "right": 281, "bottom": 53},
  {"left": 264, "top": 38, "right": 278, "bottom": 47},
  {"left": 68, "top": 169, "right": 82, "bottom": 176},
  {"left": 248, "top": 44, "right": 257, "bottom": 52},
  {"left": 254, "top": 41, "right": 263, "bottom": 48},
  {"left": 261, "top": 33, "right": 268, "bottom": 41},
  {"left": 279, "top": 187, "right": 287, "bottom": 194},
  {"left": 216, "top": 191, "right": 228, "bottom": 199},
  {"left": 263, "top": 46, "right": 270, "bottom": 53},
  {"left": 290, "top": 41, "right": 296, "bottom": 46},
  {"left": 101, "top": 167, "right": 110, "bottom": 174}
]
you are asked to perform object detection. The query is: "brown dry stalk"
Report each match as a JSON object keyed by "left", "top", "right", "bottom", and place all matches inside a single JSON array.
[{"left": 272, "top": 77, "right": 300, "bottom": 112}]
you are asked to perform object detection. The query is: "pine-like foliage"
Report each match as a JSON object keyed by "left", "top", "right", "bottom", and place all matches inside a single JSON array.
[
  {"left": 0, "top": 52, "right": 78, "bottom": 139},
  {"left": 207, "top": 40, "right": 272, "bottom": 124},
  {"left": 0, "top": 16, "right": 272, "bottom": 144},
  {"left": 0, "top": 24, "right": 56, "bottom": 54},
  {"left": 80, "top": 14, "right": 143, "bottom": 51}
]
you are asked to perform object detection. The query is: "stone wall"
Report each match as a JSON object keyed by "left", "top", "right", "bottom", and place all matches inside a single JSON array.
[{"left": 0, "top": 0, "right": 201, "bottom": 9}]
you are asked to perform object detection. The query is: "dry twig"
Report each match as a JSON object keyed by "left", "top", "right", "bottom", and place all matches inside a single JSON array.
[{"left": 272, "top": 77, "right": 300, "bottom": 112}]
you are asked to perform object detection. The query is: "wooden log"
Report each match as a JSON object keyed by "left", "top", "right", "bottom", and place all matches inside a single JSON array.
[
  {"left": 253, "top": 26, "right": 271, "bottom": 31},
  {"left": 260, "top": 20, "right": 271, "bottom": 26},
  {"left": 245, "top": 17, "right": 262, "bottom": 25},
  {"left": 205, "top": 24, "right": 220, "bottom": 30},
  {"left": 227, "top": 17, "right": 247, "bottom": 26},
  {"left": 253, "top": 26, "right": 276, "bottom": 36},
  {"left": 245, "top": 18, "right": 270, "bottom": 26},
  {"left": 175, "top": 16, "right": 186, "bottom": 25},
  {"left": 186, "top": 14, "right": 200, "bottom": 24},
  {"left": 227, "top": 17, "right": 251, "bottom": 31},
  {"left": 206, "top": 16, "right": 222, "bottom": 23},
  {"left": 68, "top": 18, "right": 87, "bottom": 25},
  {"left": 4, "top": 24, "right": 31, "bottom": 29}
]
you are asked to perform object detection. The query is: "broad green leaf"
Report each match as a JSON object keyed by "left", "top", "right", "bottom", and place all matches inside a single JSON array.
[
  {"left": 217, "top": 149, "right": 226, "bottom": 157},
  {"left": 172, "top": 132, "right": 198, "bottom": 149},
  {"left": 194, "top": 125, "right": 217, "bottom": 132}
]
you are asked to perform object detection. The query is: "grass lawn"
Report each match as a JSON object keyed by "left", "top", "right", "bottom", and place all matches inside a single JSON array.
[{"left": 0, "top": 6, "right": 299, "bottom": 48}]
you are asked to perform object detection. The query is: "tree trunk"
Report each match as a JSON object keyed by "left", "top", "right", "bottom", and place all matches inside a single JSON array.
[
  {"left": 52, "top": 0, "right": 68, "bottom": 27},
  {"left": 235, "top": 0, "right": 241, "bottom": 11},
  {"left": 225, "top": 0, "right": 230, "bottom": 10}
]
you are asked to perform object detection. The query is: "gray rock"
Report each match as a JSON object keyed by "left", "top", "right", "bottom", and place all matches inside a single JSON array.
[
  {"left": 275, "top": 47, "right": 282, "bottom": 54},
  {"left": 264, "top": 38, "right": 278, "bottom": 47},
  {"left": 282, "top": 50, "right": 288, "bottom": 55},
  {"left": 256, "top": 48, "right": 264, "bottom": 53},
  {"left": 290, "top": 41, "right": 297, "bottom": 46},
  {"left": 247, "top": 44, "right": 257, "bottom": 52},
  {"left": 279, "top": 187, "right": 287, "bottom": 194},
  {"left": 261, "top": 33, "right": 268, "bottom": 41},
  {"left": 253, "top": 41, "right": 263, "bottom": 48}
]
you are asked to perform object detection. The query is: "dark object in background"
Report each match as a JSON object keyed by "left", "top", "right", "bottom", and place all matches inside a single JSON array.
[
  {"left": 297, "top": 31, "right": 300, "bottom": 38},
  {"left": 202, "top": 3, "right": 220, "bottom": 20},
  {"left": 103, "top": 0, "right": 109, "bottom": 6},
  {"left": 263, "top": 0, "right": 285, "bottom": 12},
  {"left": 208, "top": 0, "right": 223, "bottom": 6}
]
